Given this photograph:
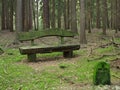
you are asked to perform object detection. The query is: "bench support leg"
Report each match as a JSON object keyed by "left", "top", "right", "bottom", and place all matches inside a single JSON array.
[
  {"left": 27, "top": 54, "right": 36, "bottom": 61},
  {"left": 63, "top": 51, "right": 73, "bottom": 58}
]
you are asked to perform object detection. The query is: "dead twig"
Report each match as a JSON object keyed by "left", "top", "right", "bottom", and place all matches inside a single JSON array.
[
  {"left": 112, "top": 74, "right": 120, "bottom": 79},
  {"left": 88, "top": 53, "right": 120, "bottom": 62}
]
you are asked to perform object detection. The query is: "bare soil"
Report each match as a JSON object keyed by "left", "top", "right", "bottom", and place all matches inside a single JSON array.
[{"left": 111, "top": 58, "right": 120, "bottom": 69}]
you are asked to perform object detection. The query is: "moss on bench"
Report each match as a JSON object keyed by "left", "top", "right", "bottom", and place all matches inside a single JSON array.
[
  {"left": 19, "top": 44, "right": 80, "bottom": 55},
  {"left": 18, "top": 29, "right": 77, "bottom": 41},
  {"left": 18, "top": 29, "right": 80, "bottom": 61}
]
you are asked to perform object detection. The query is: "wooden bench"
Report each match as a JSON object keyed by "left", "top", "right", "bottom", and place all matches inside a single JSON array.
[{"left": 18, "top": 29, "right": 80, "bottom": 61}]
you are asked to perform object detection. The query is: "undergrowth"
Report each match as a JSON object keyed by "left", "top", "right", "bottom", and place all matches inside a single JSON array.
[{"left": 0, "top": 39, "right": 120, "bottom": 89}]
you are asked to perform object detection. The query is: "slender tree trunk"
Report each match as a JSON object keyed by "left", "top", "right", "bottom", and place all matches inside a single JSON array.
[
  {"left": 96, "top": 0, "right": 101, "bottom": 28},
  {"left": 51, "top": 0, "right": 55, "bottom": 28},
  {"left": 64, "top": 0, "right": 67, "bottom": 29},
  {"left": 80, "top": 0, "right": 87, "bottom": 44},
  {"left": 1, "top": 0, "right": 6, "bottom": 30},
  {"left": 66, "top": 0, "right": 70, "bottom": 29},
  {"left": 71, "top": 0, "right": 77, "bottom": 33},
  {"left": 9, "top": 0, "right": 14, "bottom": 32},
  {"left": 105, "top": 0, "right": 109, "bottom": 28},
  {"left": 43, "top": 0, "right": 50, "bottom": 29},
  {"left": 101, "top": 0, "right": 107, "bottom": 35},
  {"left": 36, "top": 0, "right": 39, "bottom": 30},
  {"left": 57, "top": 1, "right": 62, "bottom": 28},
  {"left": 33, "top": 0, "right": 37, "bottom": 30},
  {"left": 118, "top": 0, "right": 120, "bottom": 31},
  {"left": 29, "top": 0, "right": 33, "bottom": 30},
  {"left": 111, "top": 0, "right": 116, "bottom": 29},
  {"left": 6, "top": 0, "right": 9, "bottom": 30},
  {"left": 16, "top": 0, "right": 23, "bottom": 32},
  {"left": 87, "top": 0, "right": 91, "bottom": 33}
]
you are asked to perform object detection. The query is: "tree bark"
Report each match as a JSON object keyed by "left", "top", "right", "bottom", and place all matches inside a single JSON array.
[
  {"left": 16, "top": 0, "right": 23, "bottom": 32},
  {"left": 80, "top": 0, "right": 87, "bottom": 44},
  {"left": 1, "top": 0, "right": 6, "bottom": 30},
  {"left": 71, "top": 0, "right": 77, "bottom": 33},
  {"left": 43, "top": 0, "right": 50, "bottom": 29},
  {"left": 102, "top": 0, "right": 107, "bottom": 35},
  {"left": 96, "top": 0, "right": 101, "bottom": 28},
  {"left": 51, "top": 0, "right": 55, "bottom": 28}
]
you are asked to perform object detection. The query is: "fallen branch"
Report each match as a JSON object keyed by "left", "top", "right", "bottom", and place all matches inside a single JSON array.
[
  {"left": 58, "top": 75, "right": 75, "bottom": 84},
  {"left": 112, "top": 74, "right": 120, "bottom": 79},
  {"left": 99, "top": 42, "right": 120, "bottom": 48},
  {"left": 88, "top": 53, "right": 120, "bottom": 62}
]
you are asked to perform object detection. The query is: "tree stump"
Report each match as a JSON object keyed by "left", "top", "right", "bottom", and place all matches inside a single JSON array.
[{"left": 93, "top": 62, "right": 111, "bottom": 85}]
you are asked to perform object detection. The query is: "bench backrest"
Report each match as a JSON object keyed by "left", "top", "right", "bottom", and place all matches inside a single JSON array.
[{"left": 18, "top": 29, "right": 78, "bottom": 45}]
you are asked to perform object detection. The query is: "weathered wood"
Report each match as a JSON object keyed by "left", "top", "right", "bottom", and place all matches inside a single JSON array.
[
  {"left": 19, "top": 44, "right": 80, "bottom": 61},
  {"left": 19, "top": 44, "right": 80, "bottom": 55},
  {"left": 18, "top": 29, "right": 77, "bottom": 41},
  {"left": 63, "top": 51, "right": 73, "bottom": 58},
  {"left": 18, "top": 29, "right": 80, "bottom": 61},
  {"left": 27, "top": 54, "right": 36, "bottom": 61}
]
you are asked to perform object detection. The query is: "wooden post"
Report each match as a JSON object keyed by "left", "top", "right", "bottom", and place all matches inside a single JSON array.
[
  {"left": 63, "top": 51, "right": 73, "bottom": 58},
  {"left": 27, "top": 54, "right": 36, "bottom": 61},
  {"left": 60, "top": 30, "right": 64, "bottom": 44},
  {"left": 60, "top": 36, "right": 64, "bottom": 44},
  {"left": 31, "top": 40, "right": 35, "bottom": 46}
]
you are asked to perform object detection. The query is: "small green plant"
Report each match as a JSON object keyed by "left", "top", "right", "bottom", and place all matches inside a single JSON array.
[
  {"left": 59, "top": 63, "right": 70, "bottom": 69},
  {"left": 0, "top": 46, "right": 119, "bottom": 89},
  {"left": 0, "top": 47, "right": 4, "bottom": 55},
  {"left": 93, "top": 61, "right": 111, "bottom": 85}
]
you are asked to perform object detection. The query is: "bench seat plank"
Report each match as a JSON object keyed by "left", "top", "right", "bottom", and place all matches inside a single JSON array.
[{"left": 19, "top": 44, "right": 80, "bottom": 55}]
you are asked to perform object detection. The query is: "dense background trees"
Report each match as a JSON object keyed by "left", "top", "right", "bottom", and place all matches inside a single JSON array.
[{"left": 0, "top": 0, "right": 120, "bottom": 43}]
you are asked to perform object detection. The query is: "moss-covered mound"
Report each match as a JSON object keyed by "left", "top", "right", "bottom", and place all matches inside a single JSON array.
[{"left": 93, "top": 61, "right": 111, "bottom": 85}]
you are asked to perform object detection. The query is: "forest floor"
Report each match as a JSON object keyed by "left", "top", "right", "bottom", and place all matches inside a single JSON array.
[{"left": 0, "top": 29, "right": 120, "bottom": 90}]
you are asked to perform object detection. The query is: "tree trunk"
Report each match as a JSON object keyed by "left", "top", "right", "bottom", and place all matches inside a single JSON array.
[
  {"left": 36, "top": 0, "right": 39, "bottom": 30},
  {"left": 1, "top": 0, "right": 6, "bottom": 30},
  {"left": 66, "top": 0, "right": 70, "bottom": 29},
  {"left": 96, "top": 0, "right": 101, "bottom": 28},
  {"left": 101, "top": 0, "right": 107, "bottom": 35},
  {"left": 51, "top": 0, "right": 55, "bottom": 28},
  {"left": 29, "top": 0, "right": 33, "bottom": 30},
  {"left": 80, "top": 0, "right": 87, "bottom": 44},
  {"left": 16, "top": 0, "right": 23, "bottom": 32},
  {"left": 43, "top": 0, "right": 50, "bottom": 29},
  {"left": 57, "top": 1, "right": 62, "bottom": 28},
  {"left": 71, "top": 0, "right": 77, "bottom": 33},
  {"left": 86, "top": 0, "right": 92, "bottom": 33},
  {"left": 9, "top": 0, "right": 14, "bottom": 32}
]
